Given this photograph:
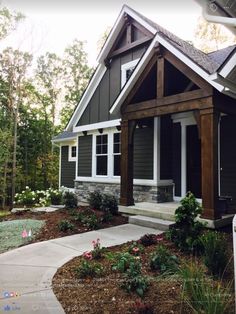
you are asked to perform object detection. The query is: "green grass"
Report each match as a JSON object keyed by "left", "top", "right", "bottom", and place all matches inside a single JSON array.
[
  {"left": 0, "top": 210, "right": 11, "bottom": 218},
  {"left": 0, "top": 219, "right": 45, "bottom": 253}
]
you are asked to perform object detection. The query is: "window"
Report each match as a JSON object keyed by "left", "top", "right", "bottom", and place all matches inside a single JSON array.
[
  {"left": 68, "top": 145, "right": 77, "bottom": 161},
  {"left": 96, "top": 134, "right": 108, "bottom": 176},
  {"left": 121, "top": 59, "right": 139, "bottom": 87},
  {"left": 113, "top": 133, "right": 121, "bottom": 176}
]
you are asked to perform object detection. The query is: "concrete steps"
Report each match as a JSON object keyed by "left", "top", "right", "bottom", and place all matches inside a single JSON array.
[{"left": 129, "top": 215, "right": 175, "bottom": 231}]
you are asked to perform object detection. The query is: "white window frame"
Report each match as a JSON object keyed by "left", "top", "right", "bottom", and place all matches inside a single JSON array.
[
  {"left": 112, "top": 132, "right": 121, "bottom": 178},
  {"left": 121, "top": 59, "right": 139, "bottom": 88},
  {"left": 68, "top": 144, "right": 77, "bottom": 162},
  {"left": 95, "top": 133, "right": 109, "bottom": 177}
]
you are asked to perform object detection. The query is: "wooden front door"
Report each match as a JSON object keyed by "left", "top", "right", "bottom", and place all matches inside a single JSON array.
[{"left": 186, "top": 125, "right": 201, "bottom": 198}]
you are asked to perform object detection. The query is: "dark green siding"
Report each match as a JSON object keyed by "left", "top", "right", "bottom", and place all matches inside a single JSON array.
[
  {"left": 172, "top": 123, "right": 181, "bottom": 196},
  {"left": 78, "top": 135, "right": 92, "bottom": 177},
  {"left": 160, "top": 116, "right": 173, "bottom": 180},
  {"left": 76, "top": 44, "right": 148, "bottom": 127},
  {"left": 134, "top": 126, "right": 153, "bottom": 180},
  {"left": 60, "top": 146, "right": 75, "bottom": 188},
  {"left": 220, "top": 115, "right": 236, "bottom": 207}
]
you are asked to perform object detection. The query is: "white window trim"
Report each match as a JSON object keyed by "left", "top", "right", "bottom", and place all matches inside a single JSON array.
[
  {"left": 68, "top": 144, "right": 77, "bottom": 162},
  {"left": 121, "top": 58, "right": 140, "bottom": 88},
  {"left": 94, "top": 133, "right": 109, "bottom": 177}
]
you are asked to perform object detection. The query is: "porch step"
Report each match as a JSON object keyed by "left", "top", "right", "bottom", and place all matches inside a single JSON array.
[
  {"left": 119, "top": 202, "right": 177, "bottom": 221},
  {"left": 129, "top": 215, "right": 175, "bottom": 231}
]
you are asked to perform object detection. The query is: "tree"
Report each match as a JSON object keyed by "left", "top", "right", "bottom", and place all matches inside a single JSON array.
[
  {"left": 194, "top": 17, "right": 236, "bottom": 53},
  {"left": 0, "top": 48, "right": 32, "bottom": 206},
  {"left": 60, "top": 40, "right": 93, "bottom": 128},
  {"left": 0, "top": 6, "right": 24, "bottom": 40}
]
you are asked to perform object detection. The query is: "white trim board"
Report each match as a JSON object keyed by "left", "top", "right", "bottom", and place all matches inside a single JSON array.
[{"left": 73, "top": 119, "right": 121, "bottom": 133}]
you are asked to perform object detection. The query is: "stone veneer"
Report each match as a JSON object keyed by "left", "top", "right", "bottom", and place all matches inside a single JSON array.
[{"left": 74, "top": 181, "right": 173, "bottom": 203}]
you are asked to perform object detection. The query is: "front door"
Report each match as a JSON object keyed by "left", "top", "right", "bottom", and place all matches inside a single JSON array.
[{"left": 186, "top": 125, "right": 201, "bottom": 198}]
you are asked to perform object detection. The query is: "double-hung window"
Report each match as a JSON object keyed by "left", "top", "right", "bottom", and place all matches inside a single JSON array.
[
  {"left": 113, "top": 133, "right": 121, "bottom": 176},
  {"left": 96, "top": 134, "right": 108, "bottom": 176},
  {"left": 68, "top": 145, "right": 77, "bottom": 161}
]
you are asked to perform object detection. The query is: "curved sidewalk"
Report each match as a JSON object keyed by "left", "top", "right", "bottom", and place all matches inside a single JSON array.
[{"left": 0, "top": 224, "right": 161, "bottom": 314}]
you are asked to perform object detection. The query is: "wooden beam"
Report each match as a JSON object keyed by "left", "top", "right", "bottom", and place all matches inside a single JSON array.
[
  {"left": 108, "top": 36, "right": 152, "bottom": 59},
  {"left": 214, "top": 90, "right": 236, "bottom": 115},
  {"left": 125, "top": 89, "right": 212, "bottom": 114},
  {"left": 127, "top": 23, "right": 132, "bottom": 45},
  {"left": 123, "top": 97, "right": 213, "bottom": 120},
  {"left": 120, "top": 119, "right": 136, "bottom": 206},
  {"left": 121, "top": 54, "right": 157, "bottom": 113},
  {"left": 157, "top": 58, "right": 164, "bottom": 98},
  {"left": 131, "top": 20, "right": 153, "bottom": 37},
  {"left": 163, "top": 49, "right": 213, "bottom": 93},
  {"left": 200, "top": 108, "right": 221, "bottom": 219}
]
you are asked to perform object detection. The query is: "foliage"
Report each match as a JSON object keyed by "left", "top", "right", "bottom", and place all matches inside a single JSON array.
[
  {"left": 110, "top": 252, "right": 136, "bottom": 273},
  {"left": 75, "top": 260, "right": 103, "bottom": 279},
  {"left": 0, "top": 219, "right": 45, "bottom": 253},
  {"left": 91, "top": 238, "right": 104, "bottom": 259},
  {"left": 128, "top": 241, "right": 144, "bottom": 256},
  {"left": 122, "top": 273, "right": 150, "bottom": 298},
  {"left": 57, "top": 220, "right": 74, "bottom": 232},
  {"left": 150, "top": 245, "right": 179, "bottom": 274},
  {"left": 200, "top": 231, "right": 229, "bottom": 278},
  {"left": 81, "top": 211, "right": 100, "bottom": 230},
  {"left": 179, "top": 262, "right": 233, "bottom": 314},
  {"left": 138, "top": 234, "right": 157, "bottom": 247},
  {"left": 48, "top": 188, "right": 63, "bottom": 205},
  {"left": 168, "top": 192, "right": 204, "bottom": 253},
  {"left": 63, "top": 191, "right": 77, "bottom": 209},
  {"left": 87, "top": 190, "right": 103, "bottom": 210},
  {"left": 101, "top": 193, "right": 118, "bottom": 215}
]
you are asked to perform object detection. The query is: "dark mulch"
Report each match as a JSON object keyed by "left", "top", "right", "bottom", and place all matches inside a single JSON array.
[
  {"left": 1, "top": 207, "right": 128, "bottom": 243},
  {"left": 52, "top": 234, "right": 234, "bottom": 314}
]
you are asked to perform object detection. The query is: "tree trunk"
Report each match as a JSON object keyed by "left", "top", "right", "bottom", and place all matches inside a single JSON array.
[{"left": 11, "top": 108, "right": 18, "bottom": 208}]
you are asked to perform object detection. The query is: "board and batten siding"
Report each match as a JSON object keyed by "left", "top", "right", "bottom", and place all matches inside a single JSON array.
[
  {"left": 160, "top": 115, "right": 173, "bottom": 180},
  {"left": 60, "top": 146, "right": 76, "bottom": 188},
  {"left": 134, "top": 126, "right": 154, "bottom": 180},
  {"left": 220, "top": 115, "right": 236, "bottom": 207},
  {"left": 76, "top": 45, "right": 148, "bottom": 127},
  {"left": 77, "top": 135, "right": 92, "bottom": 177}
]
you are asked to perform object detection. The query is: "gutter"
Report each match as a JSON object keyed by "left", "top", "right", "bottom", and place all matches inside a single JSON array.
[{"left": 202, "top": 3, "right": 236, "bottom": 27}]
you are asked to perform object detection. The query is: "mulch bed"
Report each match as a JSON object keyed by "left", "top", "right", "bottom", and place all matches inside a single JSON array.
[
  {"left": 1, "top": 207, "right": 128, "bottom": 243},
  {"left": 52, "top": 234, "right": 234, "bottom": 314}
]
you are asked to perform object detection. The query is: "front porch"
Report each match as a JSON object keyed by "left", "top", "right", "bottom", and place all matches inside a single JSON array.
[{"left": 119, "top": 201, "right": 234, "bottom": 229}]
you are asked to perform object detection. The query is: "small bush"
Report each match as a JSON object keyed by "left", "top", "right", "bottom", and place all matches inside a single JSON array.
[
  {"left": 82, "top": 212, "right": 100, "bottom": 230},
  {"left": 139, "top": 234, "right": 157, "bottom": 247},
  {"left": 200, "top": 231, "right": 229, "bottom": 277},
  {"left": 150, "top": 245, "right": 179, "bottom": 274},
  {"left": 49, "top": 189, "right": 63, "bottom": 205},
  {"left": 87, "top": 190, "right": 103, "bottom": 210},
  {"left": 75, "top": 260, "right": 103, "bottom": 278},
  {"left": 168, "top": 192, "right": 204, "bottom": 253},
  {"left": 110, "top": 252, "right": 136, "bottom": 273},
  {"left": 122, "top": 274, "right": 150, "bottom": 298},
  {"left": 101, "top": 194, "right": 118, "bottom": 215},
  {"left": 14, "top": 187, "right": 37, "bottom": 207},
  {"left": 58, "top": 220, "right": 74, "bottom": 232},
  {"left": 179, "top": 262, "right": 233, "bottom": 314},
  {"left": 63, "top": 191, "right": 77, "bottom": 209},
  {"left": 91, "top": 238, "right": 105, "bottom": 259}
]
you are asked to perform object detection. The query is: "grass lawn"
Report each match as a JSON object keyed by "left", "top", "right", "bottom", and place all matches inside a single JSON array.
[{"left": 0, "top": 219, "right": 45, "bottom": 253}]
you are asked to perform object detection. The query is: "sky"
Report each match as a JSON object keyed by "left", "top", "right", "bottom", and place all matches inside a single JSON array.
[{"left": 0, "top": 0, "right": 203, "bottom": 66}]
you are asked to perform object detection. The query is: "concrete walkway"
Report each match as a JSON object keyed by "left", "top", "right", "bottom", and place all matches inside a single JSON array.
[{"left": 0, "top": 224, "right": 161, "bottom": 314}]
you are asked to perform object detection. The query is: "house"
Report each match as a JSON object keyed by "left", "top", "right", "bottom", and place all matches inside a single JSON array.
[{"left": 53, "top": 5, "right": 236, "bottom": 223}]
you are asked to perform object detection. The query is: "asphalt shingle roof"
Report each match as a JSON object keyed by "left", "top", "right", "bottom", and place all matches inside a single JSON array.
[{"left": 53, "top": 131, "right": 76, "bottom": 141}]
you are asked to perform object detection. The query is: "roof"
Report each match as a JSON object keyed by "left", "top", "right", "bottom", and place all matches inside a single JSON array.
[
  {"left": 52, "top": 131, "right": 77, "bottom": 142},
  {"left": 207, "top": 44, "right": 236, "bottom": 69}
]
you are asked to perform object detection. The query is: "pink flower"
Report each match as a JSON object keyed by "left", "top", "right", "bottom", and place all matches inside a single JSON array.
[
  {"left": 132, "top": 247, "right": 139, "bottom": 254},
  {"left": 83, "top": 251, "right": 93, "bottom": 260},
  {"left": 156, "top": 235, "right": 164, "bottom": 241}
]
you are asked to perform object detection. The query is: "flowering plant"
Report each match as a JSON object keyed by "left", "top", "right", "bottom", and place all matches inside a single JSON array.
[
  {"left": 91, "top": 238, "right": 104, "bottom": 259},
  {"left": 128, "top": 241, "right": 144, "bottom": 256},
  {"left": 83, "top": 251, "right": 93, "bottom": 260}
]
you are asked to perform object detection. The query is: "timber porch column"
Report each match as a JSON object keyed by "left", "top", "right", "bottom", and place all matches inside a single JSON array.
[
  {"left": 200, "top": 108, "right": 221, "bottom": 219},
  {"left": 120, "top": 119, "right": 136, "bottom": 206}
]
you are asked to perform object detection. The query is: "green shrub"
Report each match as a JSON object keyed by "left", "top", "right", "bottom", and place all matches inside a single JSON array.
[
  {"left": 75, "top": 260, "right": 103, "bottom": 278},
  {"left": 122, "top": 274, "right": 150, "bottom": 298},
  {"left": 150, "top": 245, "right": 179, "bottom": 274},
  {"left": 200, "top": 231, "right": 229, "bottom": 277},
  {"left": 168, "top": 192, "right": 204, "bottom": 253},
  {"left": 14, "top": 187, "right": 37, "bottom": 207},
  {"left": 63, "top": 191, "right": 77, "bottom": 209},
  {"left": 179, "top": 262, "right": 233, "bottom": 314},
  {"left": 101, "top": 194, "right": 118, "bottom": 215},
  {"left": 110, "top": 252, "right": 136, "bottom": 273},
  {"left": 48, "top": 189, "right": 63, "bottom": 205},
  {"left": 91, "top": 238, "right": 105, "bottom": 259},
  {"left": 139, "top": 234, "right": 157, "bottom": 247},
  {"left": 82, "top": 212, "right": 100, "bottom": 230},
  {"left": 58, "top": 219, "right": 74, "bottom": 232},
  {"left": 87, "top": 190, "right": 103, "bottom": 210}
]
